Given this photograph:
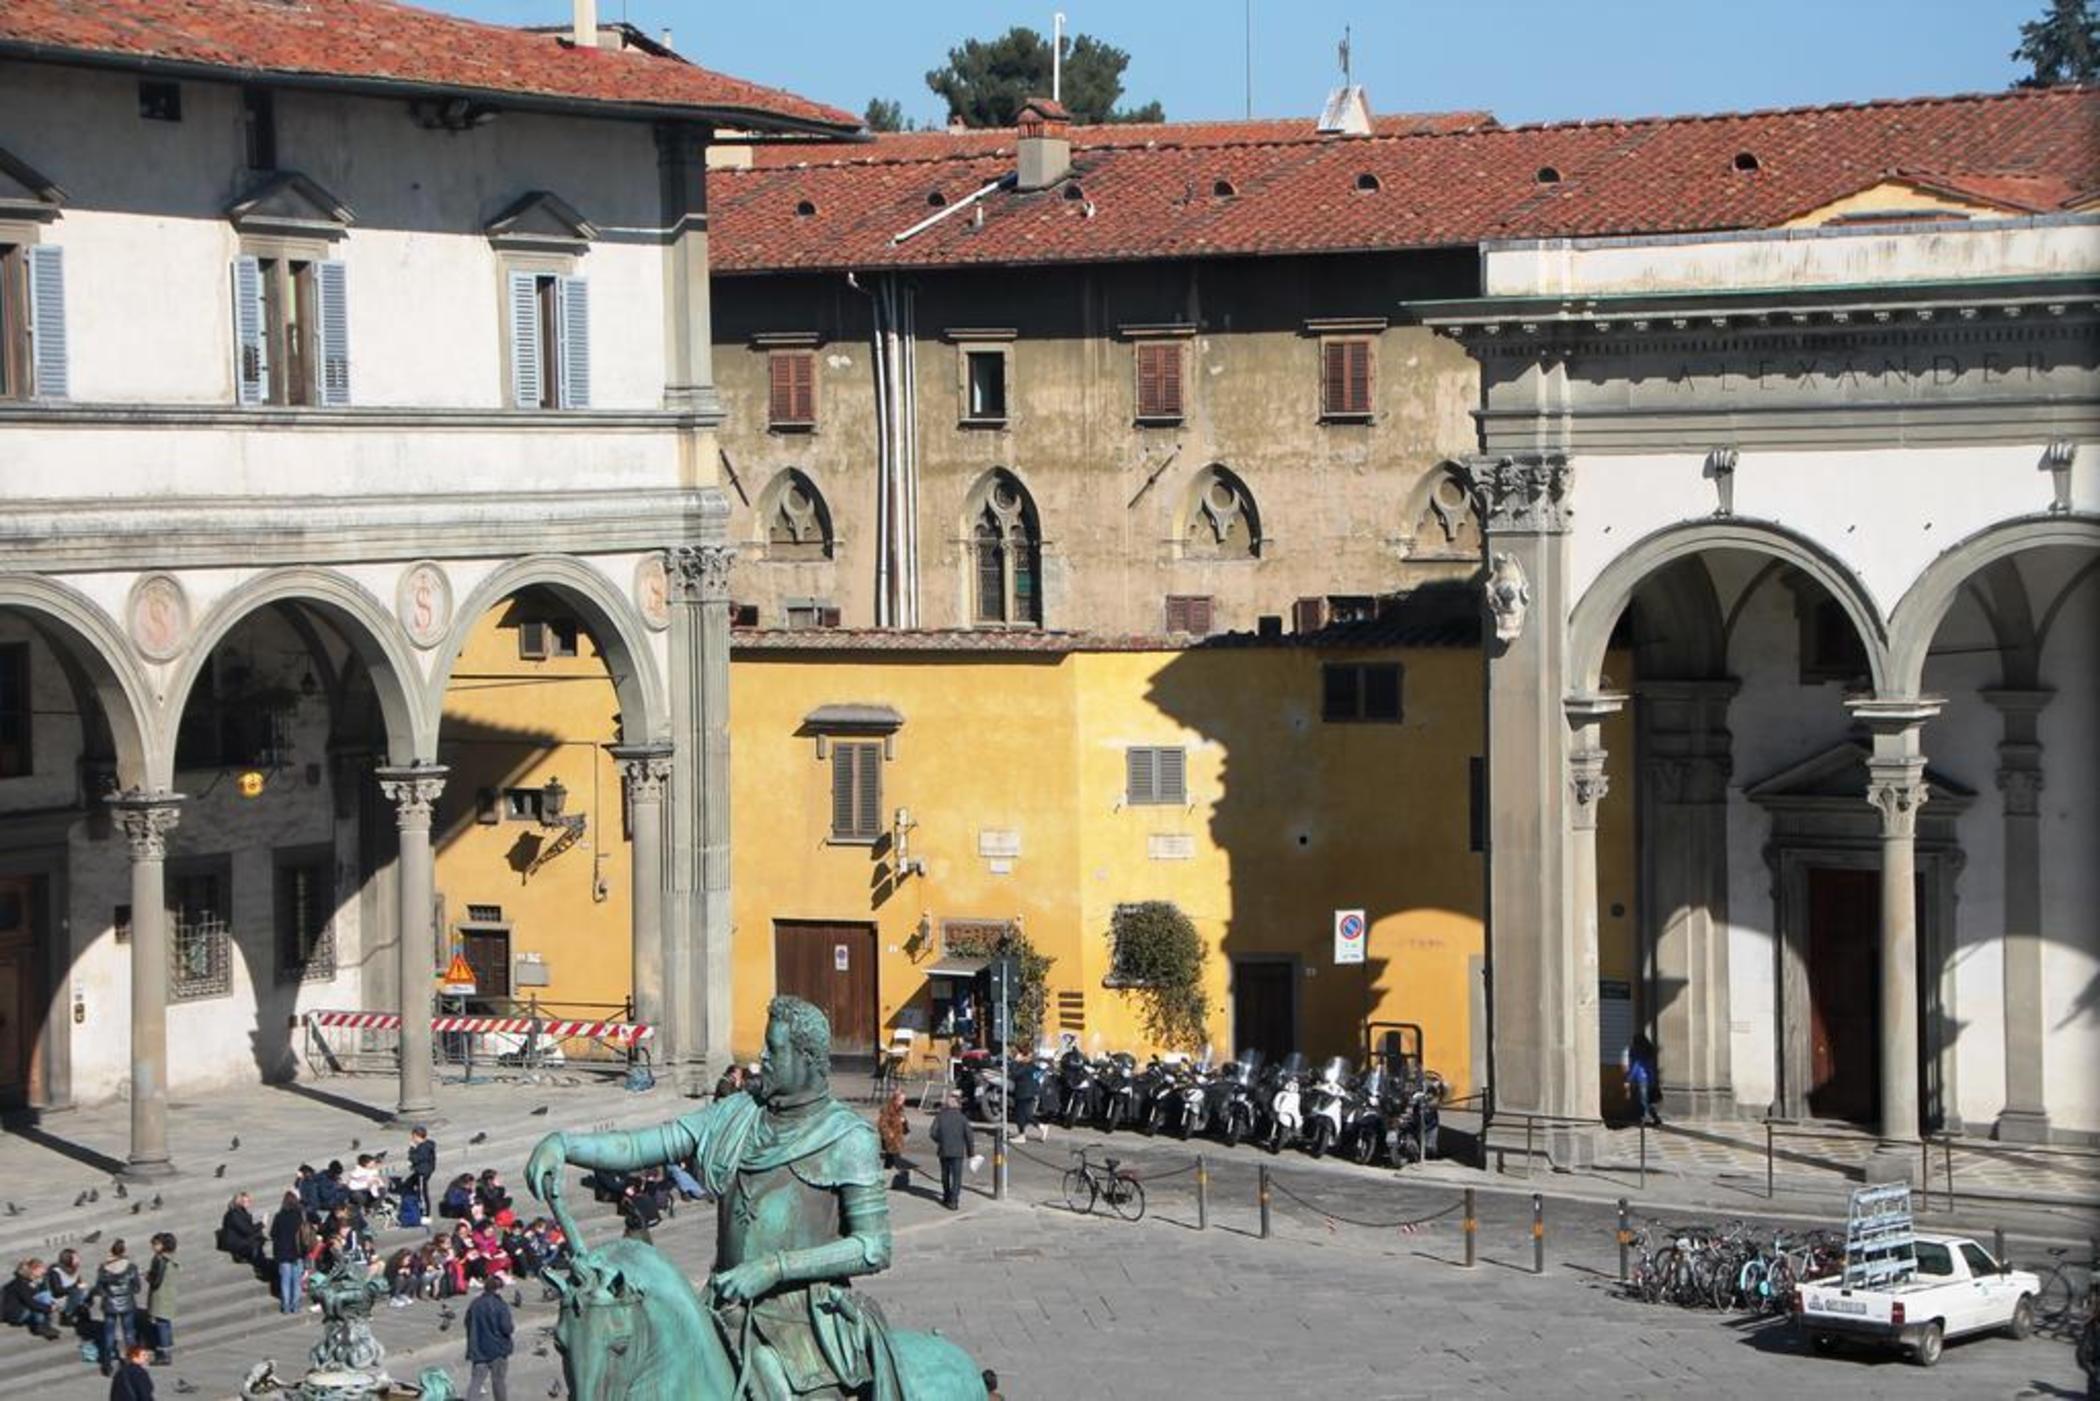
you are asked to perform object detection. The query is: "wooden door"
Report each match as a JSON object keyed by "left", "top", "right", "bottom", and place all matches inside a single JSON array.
[
  {"left": 459, "top": 929, "right": 512, "bottom": 1009},
  {"left": 1806, "top": 867, "right": 1879, "bottom": 1123},
  {"left": 774, "top": 922, "right": 878, "bottom": 1058},
  {"left": 1231, "top": 959, "right": 1296, "bottom": 1064},
  {"left": 0, "top": 876, "right": 37, "bottom": 1107}
]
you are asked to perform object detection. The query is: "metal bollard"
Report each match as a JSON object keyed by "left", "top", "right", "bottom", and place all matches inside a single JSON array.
[
  {"left": 1617, "top": 1198, "right": 1631, "bottom": 1282},
  {"left": 1942, "top": 1136, "right": 1954, "bottom": 1213},
  {"left": 1196, "top": 1155, "right": 1209, "bottom": 1231},
  {"left": 1766, "top": 1121, "right": 1775, "bottom": 1200},
  {"left": 1525, "top": 1117, "right": 1536, "bottom": 1178},
  {"left": 1638, "top": 1121, "right": 1647, "bottom": 1191},
  {"left": 993, "top": 1144, "right": 1007, "bottom": 1201},
  {"left": 1993, "top": 1226, "right": 2007, "bottom": 1267},
  {"left": 1463, "top": 1187, "right": 1477, "bottom": 1269},
  {"left": 1258, "top": 1166, "right": 1272, "bottom": 1240},
  {"left": 1532, "top": 1192, "right": 1545, "bottom": 1275}
]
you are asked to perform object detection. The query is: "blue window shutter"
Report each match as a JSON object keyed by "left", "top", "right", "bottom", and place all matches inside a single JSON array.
[
  {"left": 313, "top": 260, "right": 351, "bottom": 407},
  {"left": 231, "top": 255, "right": 267, "bottom": 405},
  {"left": 508, "top": 270, "right": 541, "bottom": 408},
  {"left": 26, "top": 245, "right": 67, "bottom": 400},
  {"left": 556, "top": 274, "right": 589, "bottom": 409}
]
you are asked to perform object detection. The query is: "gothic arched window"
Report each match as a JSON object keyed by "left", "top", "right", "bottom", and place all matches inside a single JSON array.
[
  {"left": 761, "top": 470, "right": 833, "bottom": 562},
  {"left": 967, "top": 470, "right": 1041, "bottom": 625},
  {"left": 1183, "top": 465, "right": 1261, "bottom": 560}
]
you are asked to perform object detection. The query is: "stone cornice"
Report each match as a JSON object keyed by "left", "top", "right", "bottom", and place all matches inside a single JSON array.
[
  {"left": 0, "top": 403, "right": 722, "bottom": 431},
  {"left": 0, "top": 488, "right": 726, "bottom": 570},
  {"left": 1457, "top": 453, "right": 1571, "bottom": 535}
]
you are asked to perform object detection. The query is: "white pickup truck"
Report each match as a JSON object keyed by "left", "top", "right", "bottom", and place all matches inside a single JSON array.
[{"left": 1796, "top": 1233, "right": 2040, "bottom": 1366}]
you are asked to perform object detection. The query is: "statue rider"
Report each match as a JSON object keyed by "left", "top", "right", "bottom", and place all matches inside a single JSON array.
[{"left": 525, "top": 996, "right": 901, "bottom": 1398}]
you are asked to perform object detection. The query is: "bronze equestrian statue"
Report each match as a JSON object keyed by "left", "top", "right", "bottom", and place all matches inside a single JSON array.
[{"left": 525, "top": 996, "right": 983, "bottom": 1399}]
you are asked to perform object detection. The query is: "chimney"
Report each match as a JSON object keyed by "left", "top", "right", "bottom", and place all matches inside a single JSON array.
[
  {"left": 1015, "top": 97, "right": 1072, "bottom": 191},
  {"left": 1316, "top": 85, "right": 1372, "bottom": 136},
  {"left": 572, "top": 0, "right": 598, "bottom": 48}
]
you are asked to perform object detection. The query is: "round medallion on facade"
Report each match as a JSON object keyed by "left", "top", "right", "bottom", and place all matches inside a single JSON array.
[
  {"left": 396, "top": 561, "right": 453, "bottom": 650},
  {"left": 634, "top": 553, "right": 671, "bottom": 632},
  {"left": 127, "top": 572, "right": 191, "bottom": 662}
]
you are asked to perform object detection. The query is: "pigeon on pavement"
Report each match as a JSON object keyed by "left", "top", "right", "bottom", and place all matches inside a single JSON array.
[
  {"left": 73, "top": 1191, "right": 89, "bottom": 1208},
  {"left": 83, "top": 1229, "right": 102, "bottom": 1243},
  {"left": 511, "top": 1289, "right": 523, "bottom": 1309},
  {"left": 87, "top": 1188, "right": 99, "bottom": 1203},
  {"left": 174, "top": 1381, "right": 198, "bottom": 1395},
  {"left": 150, "top": 1194, "right": 164, "bottom": 1211},
  {"left": 530, "top": 1106, "right": 550, "bottom": 1117},
  {"left": 469, "top": 1132, "right": 488, "bottom": 1145},
  {"left": 3, "top": 1201, "right": 21, "bottom": 1217},
  {"left": 351, "top": 1137, "right": 361, "bottom": 1151},
  {"left": 130, "top": 1202, "right": 141, "bottom": 1215},
  {"left": 214, "top": 1165, "right": 227, "bottom": 1179},
  {"left": 547, "top": 1384, "right": 562, "bottom": 1398},
  {"left": 113, "top": 1182, "right": 128, "bottom": 1199},
  {"left": 230, "top": 1135, "right": 241, "bottom": 1151}
]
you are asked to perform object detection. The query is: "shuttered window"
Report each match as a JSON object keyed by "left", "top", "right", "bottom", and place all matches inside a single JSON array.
[
  {"left": 1125, "top": 746, "right": 1187, "bottom": 806},
  {"left": 1163, "top": 595, "right": 1214, "bottom": 636},
  {"left": 508, "top": 269, "right": 590, "bottom": 409},
  {"left": 830, "top": 741, "right": 883, "bottom": 841},
  {"left": 769, "top": 350, "right": 816, "bottom": 427},
  {"left": 313, "top": 259, "right": 351, "bottom": 406},
  {"left": 233, "top": 253, "right": 347, "bottom": 407},
  {"left": 22, "top": 244, "right": 66, "bottom": 399},
  {"left": 233, "top": 254, "right": 268, "bottom": 405},
  {"left": 1321, "top": 337, "right": 1374, "bottom": 418},
  {"left": 1321, "top": 662, "right": 1403, "bottom": 722},
  {"left": 1134, "top": 341, "right": 1183, "bottom": 420}
]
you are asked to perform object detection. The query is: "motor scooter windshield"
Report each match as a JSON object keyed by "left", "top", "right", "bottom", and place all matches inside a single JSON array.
[
  {"left": 1318, "top": 1056, "right": 1350, "bottom": 1086},
  {"left": 1280, "top": 1052, "right": 1309, "bottom": 1078},
  {"left": 1358, "top": 1067, "right": 1387, "bottom": 1100}
]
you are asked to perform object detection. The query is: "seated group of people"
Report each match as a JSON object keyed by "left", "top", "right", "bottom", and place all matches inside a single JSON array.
[{"left": 381, "top": 1209, "right": 570, "bottom": 1305}]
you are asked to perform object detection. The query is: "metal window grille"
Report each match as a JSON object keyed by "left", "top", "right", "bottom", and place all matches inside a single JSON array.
[
  {"left": 279, "top": 861, "right": 335, "bottom": 983},
  {"left": 171, "top": 876, "right": 232, "bottom": 1001}
]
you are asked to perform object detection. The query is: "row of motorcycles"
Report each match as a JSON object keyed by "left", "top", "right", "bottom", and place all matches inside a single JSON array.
[{"left": 955, "top": 1047, "right": 1445, "bottom": 1166}]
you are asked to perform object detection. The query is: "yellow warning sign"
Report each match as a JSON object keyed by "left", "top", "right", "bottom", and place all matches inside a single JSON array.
[{"left": 442, "top": 952, "right": 477, "bottom": 993}]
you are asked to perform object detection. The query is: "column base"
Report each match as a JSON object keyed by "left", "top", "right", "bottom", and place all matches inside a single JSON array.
[
  {"left": 388, "top": 1108, "right": 442, "bottom": 1131},
  {"left": 1863, "top": 1140, "right": 1922, "bottom": 1186},
  {"left": 1483, "top": 1119, "right": 1600, "bottom": 1173},
  {"left": 1659, "top": 1086, "right": 1738, "bottom": 1122},
  {"left": 1993, "top": 1107, "right": 2052, "bottom": 1144},
  {"left": 121, "top": 1157, "right": 178, "bottom": 1183}
]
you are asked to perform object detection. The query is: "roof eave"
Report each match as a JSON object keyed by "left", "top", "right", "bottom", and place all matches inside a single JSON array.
[{"left": 0, "top": 39, "right": 857, "bottom": 136}]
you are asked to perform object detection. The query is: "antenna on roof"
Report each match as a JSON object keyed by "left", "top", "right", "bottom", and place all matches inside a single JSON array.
[
  {"left": 1338, "top": 25, "right": 1352, "bottom": 86},
  {"left": 1052, "top": 12, "right": 1067, "bottom": 104},
  {"left": 1244, "top": 0, "right": 1253, "bottom": 119}
]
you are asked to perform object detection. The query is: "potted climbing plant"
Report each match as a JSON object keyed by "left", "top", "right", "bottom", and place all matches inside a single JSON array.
[{"left": 1106, "top": 901, "right": 1210, "bottom": 1050}]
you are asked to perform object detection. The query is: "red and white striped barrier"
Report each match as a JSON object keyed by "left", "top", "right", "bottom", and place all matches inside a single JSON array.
[{"left": 306, "top": 1009, "right": 654, "bottom": 1044}]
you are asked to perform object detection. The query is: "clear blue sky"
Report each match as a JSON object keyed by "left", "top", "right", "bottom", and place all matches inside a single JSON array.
[{"left": 439, "top": 1, "right": 2046, "bottom": 127}]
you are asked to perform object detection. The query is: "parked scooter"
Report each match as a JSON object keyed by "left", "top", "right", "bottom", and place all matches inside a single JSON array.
[
  {"left": 1097, "top": 1051, "right": 1140, "bottom": 1132},
  {"left": 1303, "top": 1056, "right": 1353, "bottom": 1158},
  {"left": 1131, "top": 1056, "right": 1175, "bottom": 1136},
  {"left": 1056, "top": 1048, "right": 1099, "bottom": 1129},
  {"left": 952, "top": 1047, "right": 1009, "bottom": 1123},
  {"left": 1345, "top": 1064, "right": 1390, "bottom": 1165},
  {"left": 1149, "top": 1058, "right": 1209, "bottom": 1139},
  {"left": 1263, "top": 1054, "right": 1309, "bottom": 1154},
  {"left": 1206, "top": 1052, "right": 1262, "bottom": 1148},
  {"left": 1392, "top": 1071, "right": 1445, "bottom": 1164}
]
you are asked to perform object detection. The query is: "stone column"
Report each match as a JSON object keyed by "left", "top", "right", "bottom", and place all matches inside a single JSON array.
[
  {"left": 610, "top": 744, "right": 674, "bottom": 1031},
  {"left": 1983, "top": 688, "right": 2051, "bottom": 1142},
  {"left": 1850, "top": 698, "right": 1938, "bottom": 1178},
  {"left": 1637, "top": 680, "right": 1738, "bottom": 1120},
  {"left": 111, "top": 791, "right": 182, "bottom": 1180},
  {"left": 1461, "top": 453, "right": 1592, "bottom": 1164},
  {"left": 654, "top": 121, "right": 720, "bottom": 425},
  {"left": 376, "top": 764, "right": 447, "bottom": 1126},
  {"left": 667, "top": 527, "right": 735, "bottom": 1094},
  {"left": 1565, "top": 698, "right": 1622, "bottom": 1132}
]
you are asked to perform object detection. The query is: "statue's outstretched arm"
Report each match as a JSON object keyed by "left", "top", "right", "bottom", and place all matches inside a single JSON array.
[{"left": 525, "top": 1111, "right": 713, "bottom": 1202}]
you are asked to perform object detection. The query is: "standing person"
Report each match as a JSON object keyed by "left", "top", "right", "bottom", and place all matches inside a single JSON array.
[
  {"left": 108, "top": 1342, "right": 156, "bottom": 1401},
  {"left": 407, "top": 1126, "right": 437, "bottom": 1216},
  {"left": 1011, "top": 1052, "right": 1043, "bottom": 1143},
  {"left": 877, "top": 1088, "right": 910, "bottom": 1191},
  {"left": 144, "top": 1234, "right": 179, "bottom": 1366},
  {"left": 929, "top": 1091, "right": 974, "bottom": 1211},
  {"left": 463, "top": 1273, "right": 513, "bottom": 1401},
  {"left": 1623, "top": 1031, "right": 1663, "bottom": 1128},
  {"left": 88, "top": 1239, "right": 140, "bottom": 1377},
  {"left": 269, "top": 1192, "right": 307, "bottom": 1315}
]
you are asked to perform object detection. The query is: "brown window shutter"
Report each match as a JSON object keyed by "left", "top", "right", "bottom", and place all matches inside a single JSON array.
[
  {"left": 1164, "top": 595, "right": 1188, "bottom": 633},
  {"left": 1160, "top": 342, "right": 1183, "bottom": 417},
  {"left": 769, "top": 353, "right": 793, "bottom": 424},
  {"left": 1293, "top": 597, "right": 1326, "bottom": 634},
  {"left": 1321, "top": 340, "right": 1347, "bottom": 415},
  {"left": 830, "top": 745, "right": 855, "bottom": 836},
  {"left": 1348, "top": 340, "right": 1373, "bottom": 414},
  {"left": 1188, "top": 595, "right": 1213, "bottom": 635},
  {"left": 854, "top": 742, "right": 882, "bottom": 838},
  {"left": 818, "top": 604, "right": 841, "bottom": 627},
  {"left": 791, "top": 351, "right": 815, "bottom": 422},
  {"left": 1136, "top": 343, "right": 1161, "bottom": 417}
]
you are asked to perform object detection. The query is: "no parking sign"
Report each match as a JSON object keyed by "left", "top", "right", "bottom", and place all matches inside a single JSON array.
[{"left": 1333, "top": 909, "right": 1366, "bottom": 965}]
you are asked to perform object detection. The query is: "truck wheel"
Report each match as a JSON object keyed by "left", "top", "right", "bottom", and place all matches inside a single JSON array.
[
  {"left": 1911, "top": 1321, "right": 1943, "bottom": 1367},
  {"left": 2006, "top": 1294, "right": 2035, "bottom": 1340}
]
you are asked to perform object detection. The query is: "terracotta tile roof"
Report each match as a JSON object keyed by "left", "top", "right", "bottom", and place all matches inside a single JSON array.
[
  {"left": 0, "top": 0, "right": 856, "bottom": 132},
  {"left": 711, "top": 86, "right": 2100, "bottom": 272},
  {"left": 745, "top": 110, "right": 1497, "bottom": 168}
]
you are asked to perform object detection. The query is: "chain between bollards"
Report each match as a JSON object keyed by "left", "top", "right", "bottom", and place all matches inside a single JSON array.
[
  {"left": 1463, "top": 1187, "right": 1476, "bottom": 1269},
  {"left": 1616, "top": 1197, "right": 1630, "bottom": 1282},
  {"left": 1531, "top": 1192, "right": 1545, "bottom": 1274},
  {"left": 1258, "top": 1165, "right": 1272, "bottom": 1239},
  {"left": 1196, "top": 1154, "right": 1209, "bottom": 1231}
]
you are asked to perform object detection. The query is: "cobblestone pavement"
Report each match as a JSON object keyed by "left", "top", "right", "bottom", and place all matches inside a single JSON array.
[{"left": 3, "top": 1079, "right": 2094, "bottom": 1398}]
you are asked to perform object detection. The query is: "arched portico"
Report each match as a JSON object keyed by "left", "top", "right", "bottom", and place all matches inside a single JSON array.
[{"left": 1887, "top": 514, "right": 2100, "bottom": 695}]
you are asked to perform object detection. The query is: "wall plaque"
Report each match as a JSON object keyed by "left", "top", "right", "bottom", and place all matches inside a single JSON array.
[{"left": 396, "top": 561, "right": 453, "bottom": 650}]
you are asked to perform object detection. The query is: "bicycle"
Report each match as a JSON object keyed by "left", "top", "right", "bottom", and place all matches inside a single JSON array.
[
  {"left": 1061, "top": 1147, "right": 1146, "bottom": 1221},
  {"left": 2035, "top": 1244, "right": 2096, "bottom": 1333}
]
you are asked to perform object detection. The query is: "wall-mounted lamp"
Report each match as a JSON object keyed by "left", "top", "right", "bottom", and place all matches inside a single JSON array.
[
  {"left": 542, "top": 777, "right": 568, "bottom": 820},
  {"left": 893, "top": 807, "right": 927, "bottom": 879}
]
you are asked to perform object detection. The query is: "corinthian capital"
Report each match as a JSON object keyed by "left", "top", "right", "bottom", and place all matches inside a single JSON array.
[
  {"left": 611, "top": 744, "right": 675, "bottom": 803},
  {"left": 376, "top": 765, "right": 449, "bottom": 831},
  {"left": 110, "top": 791, "right": 183, "bottom": 860},
  {"left": 1996, "top": 765, "right": 2043, "bottom": 818},
  {"left": 1569, "top": 749, "right": 1610, "bottom": 830},
  {"left": 667, "top": 544, "right": 736, "bottom": 604},
  {"left": 1866, "top": 759, "right": 1928, "bottom": 839},
  {"left": 1456, "top": 453, "right": 1572, "bottom": 534}
]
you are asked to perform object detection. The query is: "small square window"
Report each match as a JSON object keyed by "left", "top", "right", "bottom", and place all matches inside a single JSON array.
[
  {"left": 964, "top": 349, "right": 1007, "bottom": 421},
  {"left": 139, "top": 81, "right": 183, "bottom": 123},
  {"left": 1321, "top": 662, "right": 1403, "bottom": 723},
  {"left": 1321, "top": 338, "right": 1374, "bottom": 418},
  {"left": 1125, "top": 746, "right": 1187, "bottom": 806},
  {"left": 1163, "top": 595, "right": 1214, "bottom": 636},
  {"left": 783, "top": 601, "right": 842, "bottom": 630},
  {"left": 1327, "top": 595, "right": 1376, "bottom": 625},
  {"left": 518, "top": 618, "right": 578, "bottom": 660},
  {"left": 505, "top": 788, "right": 546, "bottom": 823},
  {"left": 1135, "top": 341, "right": 1184, "bottom": 421}
]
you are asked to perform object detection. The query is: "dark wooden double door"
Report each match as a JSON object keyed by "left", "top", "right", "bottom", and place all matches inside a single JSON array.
[
  {"left": 775, "top": 921, "right": 878, "bottom": 1059},
  {"left": 0, "top": 876, "right": 40, "bottom": 1109},
  {"left": 1231, "top": 958, "right": 1297, "bottom": 1064}
]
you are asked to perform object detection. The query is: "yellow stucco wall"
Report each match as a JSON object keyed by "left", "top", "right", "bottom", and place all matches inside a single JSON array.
[
  {"left": 432, "top": 597, "right": 633, "bottom": 1016},
  {"left": 1783, "top": 181, "right": 2006, "bottom": 228},
  {"left": 729, "top": 643, "right": 1490, "bottom": 1094}
]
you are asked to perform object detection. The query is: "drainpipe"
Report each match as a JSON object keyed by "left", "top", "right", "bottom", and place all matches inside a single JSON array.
[
  {"left": 849, "top": 272, "right": 892, "bottom": 627},
  {"left": 900, "top": 281, "right": 921, "bottom": 626}
]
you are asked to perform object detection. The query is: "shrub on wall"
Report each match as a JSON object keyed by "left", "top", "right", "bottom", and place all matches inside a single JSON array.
[
  {"left": 943, "top": 923, "right": 1053, "bottom": 1050},
  {"left": 1108, "top": 900, "right": 1209, "bottom": 1049}
]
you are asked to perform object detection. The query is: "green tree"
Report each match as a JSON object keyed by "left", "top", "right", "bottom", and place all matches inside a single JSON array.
[
  {"left": 2013, "top": 0, "right": 2099, "bottom": 86},
  {"left": 1107, "top": 901, "right": 1209, "bottom": 1051},
  {"left": 863, "top": 97, "right": 907, "bottom": 133},
  {"left": 924, "top": 26, "right": 1164, "bottom": 128}
]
